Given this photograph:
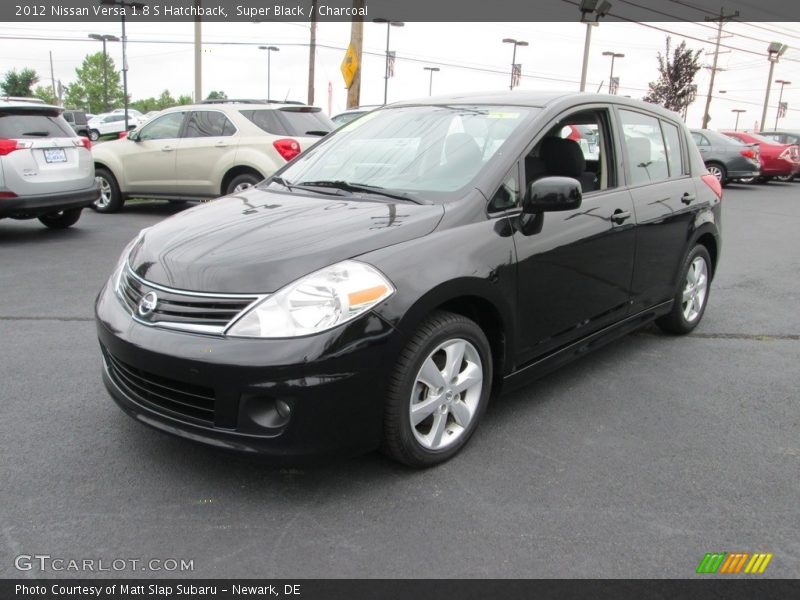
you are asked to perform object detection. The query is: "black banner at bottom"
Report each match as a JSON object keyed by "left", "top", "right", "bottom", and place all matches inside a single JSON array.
[{"left": 2, "top": 579, "right": 799, "bottom": 600}]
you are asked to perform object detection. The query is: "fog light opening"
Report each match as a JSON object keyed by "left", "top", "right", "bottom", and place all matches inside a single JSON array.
[{"left": 275, "top": 399, "right": 292, "bottom": 419}]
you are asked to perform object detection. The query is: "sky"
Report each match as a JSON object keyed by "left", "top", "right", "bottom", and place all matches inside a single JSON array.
[{"left": 1, "top": 19, "right": 799, "bottom": 130}]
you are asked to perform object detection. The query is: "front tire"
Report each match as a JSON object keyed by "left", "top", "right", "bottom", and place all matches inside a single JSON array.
[
  {"left": 38, "top": 208, "right": 82, "bottom": 229},
  {"left": 656, "top": 245, "right": 712, "bottom": 335},
  {"left": 93, "top": 168, "right": 124, "bottom": 213},
  {"left": 381, "top": 311, "right": 492, "bottom": 468},
  {"left": 706, "top": 163, "right": 727, "bottom": 187},
  {"left": 88, "top": 129, "right": 100, "bottom": 142}
]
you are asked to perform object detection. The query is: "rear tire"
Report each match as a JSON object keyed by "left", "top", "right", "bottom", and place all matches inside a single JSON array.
[
  {"left": 88, "top": 129, "right": 100, "bottom": 142},
  {"left": 93, "top": 168, "right": 124, "bottom": 213},
  {"left": 381, "top": 311, "right": 493, "bottom": 468},
  {"left": 38, "top": 208, "right": 82, "bottom": 229},
  {"left": 656, "top": 245, "right": 712, "bottom": 335},
  {"left": 225, "top": 173, "right": 261, "bottom": 195}
]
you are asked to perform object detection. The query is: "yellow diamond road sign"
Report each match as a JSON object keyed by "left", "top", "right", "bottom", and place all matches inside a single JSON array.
[{"left": 341, "top": 44, "right": 359, "bottom": 89}]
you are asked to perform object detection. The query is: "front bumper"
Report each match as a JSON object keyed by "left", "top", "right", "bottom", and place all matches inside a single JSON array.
[
  {"left": 95, "top": 281, "right": 401, "bottom": 461},
  {"left": 0, "top": 181, "right": 100, "bottom": 218}
]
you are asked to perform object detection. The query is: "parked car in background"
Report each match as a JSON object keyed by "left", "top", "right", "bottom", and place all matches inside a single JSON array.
[
  {"left": 331, "top": 105, "right": 381, "bottom": 127},
  {"left": 721, "top": 130, "right": 800, "bottom": 183},
  {"left": 0, "top": 98, "right": 99, "bottom": 228},
  {"left": 91, "top": 102, "right": 334, "bottom": 212},
  {"left": 96, "top": 92, "right": 721, "bottom": 467},
  {"left": 756, "top": 130, "right": 800, "bottom": 179},
  {"left": 690, "top": 129, "right": 761, "bottom": 186},
  {"left": 87, "top": 112, "right": 143, "bottom": 141},
  {"left": 62, "top": 109, "right": 91, "bottom": 138}
]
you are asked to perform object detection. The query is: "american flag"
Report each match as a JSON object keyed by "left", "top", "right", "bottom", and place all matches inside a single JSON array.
[
  {"left": 511, "top": 64, "right": 522, "bottom": 88},
  {"left": 778, "top": 102, "right": 788, "bottom": 118},
  {"left": 387, "top": 51, "right": 396, "bottom": 78}
]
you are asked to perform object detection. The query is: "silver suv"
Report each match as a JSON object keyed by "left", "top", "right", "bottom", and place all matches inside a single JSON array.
[
  {"left": 91, "top": 101, "right": 333, "bottom": 213},
  {"left": 0, "top": 98, "right": 100, "bottom": 229}
]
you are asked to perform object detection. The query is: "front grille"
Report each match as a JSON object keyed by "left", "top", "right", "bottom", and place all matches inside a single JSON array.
[
  {"left": 103, "top": 348, "right": 216, "bottom": 425},
  {"left": 118, "top": 267, "right": 259, "bottom": 334}
]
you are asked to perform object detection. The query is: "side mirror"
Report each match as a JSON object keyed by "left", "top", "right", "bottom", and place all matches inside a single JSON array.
[
  {"left": 127, "top": 130, "right": 140, "bottom": 142},
  {"left": 523, "top": 176, "right": 582, "bottom": 214}
]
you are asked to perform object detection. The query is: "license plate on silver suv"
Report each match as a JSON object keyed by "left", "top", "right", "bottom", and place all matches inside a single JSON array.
[{"left": 44, "top": 148, "right": 67, "bottom": 163}]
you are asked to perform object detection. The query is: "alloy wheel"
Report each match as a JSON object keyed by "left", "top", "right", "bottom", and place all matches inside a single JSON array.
[
  {"left": 682, "top": 256, "right": 709, "bottom": 323},
  {"left": 95, "top": 176, "right": 111, "bottom": 209},
  {"left": 409, "top": 338, "right": 483, "bottom": 451}
]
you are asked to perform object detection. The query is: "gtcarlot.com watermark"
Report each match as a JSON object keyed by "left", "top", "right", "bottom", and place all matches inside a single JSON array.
[{"left": 14, "top": 554, "right": 194, "bottom": 573}]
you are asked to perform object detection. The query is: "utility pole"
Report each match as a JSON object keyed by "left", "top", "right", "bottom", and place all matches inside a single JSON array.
[
  {"left": 702, "top": 7, "right": 738, "bottom": 129},
  {"left": 308, "top": 0, "right": 317, "bottom": 105},
  {"left": 194, "top": 0, "right": 202, "bottom": 103},
  {"left": 346, "top": 0, "right": 364, "bottom": 109},
  {"left": 49, "top": 51, "right": 57, "bottom": 104}
]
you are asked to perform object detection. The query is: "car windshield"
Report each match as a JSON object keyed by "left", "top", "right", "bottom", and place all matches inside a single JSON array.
[{"left": 275, "top": 104, "right": 536, "bottom": 196}]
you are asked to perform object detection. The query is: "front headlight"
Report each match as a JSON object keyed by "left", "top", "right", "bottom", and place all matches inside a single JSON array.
[
  {"left": 110, "top": 228, "right": 149, "bottom": 297},
  {"left": 226, "top": 260, "right": 394, "bottom": 338}
]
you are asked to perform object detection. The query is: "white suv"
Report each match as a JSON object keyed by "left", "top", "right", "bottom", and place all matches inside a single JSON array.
[
  {"left": 90, "top": 102, "right": 333, "bottom": 212},
  {"left": 87, "top": 112, "right": 143, "bottom": 141},
  {"left": 0, "top": 98, "right": 99, "bottom": 228}
]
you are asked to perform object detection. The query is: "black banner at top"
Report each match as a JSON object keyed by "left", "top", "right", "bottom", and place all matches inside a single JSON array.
[{"left": 3, "top": 0, "right": 800, "bottom": 22}]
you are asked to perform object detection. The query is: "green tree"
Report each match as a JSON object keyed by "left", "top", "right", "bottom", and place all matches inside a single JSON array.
[
  {"left": 643, "top": 37, "right": 702, "bottom": 115},
  {"left": 33, "top": 85, "right": 57, "bottom": 104},
  {"left": 131, "top": 96, "right": 158, "bottom": 113},
  {"left": 176, "top": 94, "right": 193, "bottom": 105},
  {"left": 156, "top": 89, "right": 176, "bottom": 110},
  {"left": 1, "top": 68, "right": 39, "bottom": 96},
  {"left": 206, "top": 90, "right": 227, "bottom": 100},
  {"left": 64, "top": 52, "right": 124, "bottom": 113}
]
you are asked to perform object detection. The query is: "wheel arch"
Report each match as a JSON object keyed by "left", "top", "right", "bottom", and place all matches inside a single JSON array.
[{"left": 220, "top": 166, "right": 264, "bottom": 196}]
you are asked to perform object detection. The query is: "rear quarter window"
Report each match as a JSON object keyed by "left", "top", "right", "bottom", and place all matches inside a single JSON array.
[
  {"left": 240, "top": 108, "right": 334, "bottom": 137},
  {"left": 0, "top": 111, "right": 73, "bottom": 138}
]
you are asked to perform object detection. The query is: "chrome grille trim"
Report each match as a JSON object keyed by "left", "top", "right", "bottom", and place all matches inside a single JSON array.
[{"left": 117, "top": 265, "right": 267, "bottom": 336}]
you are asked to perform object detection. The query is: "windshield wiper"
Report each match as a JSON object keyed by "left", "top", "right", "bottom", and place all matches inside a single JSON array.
[{"left": 296, "top": 180, "right": 424, "bottom": 204}]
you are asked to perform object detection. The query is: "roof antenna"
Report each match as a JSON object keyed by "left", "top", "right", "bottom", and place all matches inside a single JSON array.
[{"left": 284, "top": 89, "right": 291, "bottom": 103}]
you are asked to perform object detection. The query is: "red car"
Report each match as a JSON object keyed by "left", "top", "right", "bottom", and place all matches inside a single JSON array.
[{"left": 721, "top": 131, "right": 800, "bottom": 182}]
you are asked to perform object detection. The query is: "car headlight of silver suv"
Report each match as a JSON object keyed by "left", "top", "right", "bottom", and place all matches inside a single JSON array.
[{"left": 226, "top": 260, "right": 394, "bottom": 338}]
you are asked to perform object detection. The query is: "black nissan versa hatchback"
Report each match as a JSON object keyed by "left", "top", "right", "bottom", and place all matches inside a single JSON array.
[{"left": 96, "top": 92, "right": 722, "bottom": 467}]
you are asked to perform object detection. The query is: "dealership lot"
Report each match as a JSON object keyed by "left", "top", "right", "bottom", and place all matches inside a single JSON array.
[{"left": 1, "top": 183, "right": 798, "bottom": 578}]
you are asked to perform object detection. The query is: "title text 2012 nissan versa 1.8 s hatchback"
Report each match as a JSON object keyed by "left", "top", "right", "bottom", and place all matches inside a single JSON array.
[{"left": 96, "top": 92, "right": 722, "bottom": 468}]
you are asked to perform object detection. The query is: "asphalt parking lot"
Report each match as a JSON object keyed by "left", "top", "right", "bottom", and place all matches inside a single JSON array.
[{"left": 1, "top": 183, "right": 798, "bottom": 579}]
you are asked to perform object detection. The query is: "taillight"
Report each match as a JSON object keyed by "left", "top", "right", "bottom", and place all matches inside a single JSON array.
[
  {"left": 0, "top": 138, "right": 33, "bottom": 156},
  {"left": 779, "top": 145, "right": 799, "bottom": 161},
  {"left": 73, "top": 137, "right": 92, "bottom": 150},
  {"left": 0, "top": 191, "right": 18, "bottom": 199},
  {"left": 273, "top": 138, "right": 301, "bottom": 161},
  {"left": 118, "top": 131, "right": 128, "bottom": 140},
  {"left": 740, "top": 148, "right": 756, "bottom": 159},
  {"left": 702, "top": 173, "right": 723, "bottom": 200}
]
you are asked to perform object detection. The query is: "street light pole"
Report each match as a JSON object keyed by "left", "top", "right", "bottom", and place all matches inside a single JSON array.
[
  {"left": 423, "top": 67, "right": 440, "bottom": 96},
  {"left": 774, "top": 79, "right": 791, "bottom": 130},
  {"left": 99, "top": 0, "right": 146, "bottom": 131},
  {"left": 502, "top": 38, "right": 528, "bottom": 91},
  {"left": 602, "top": 51, "right": 624, "bottom": 94},
  {"left": 373, "top": 18, "right": 404, "bottom": 105},
  {"left": 258, "top": 46, "right": 280, "bottom": 102},
  {"left": 731, "top": 108, "right": 746, "bottom": 131},
  {"left": 88, "top": 33, "right": 119, "bottom": 112},
  {"left": 578, "top": 0, "right": 612, "bottom": 92},
  {"left": 761, "top": 42, "right": 788, "bottom": 130}
]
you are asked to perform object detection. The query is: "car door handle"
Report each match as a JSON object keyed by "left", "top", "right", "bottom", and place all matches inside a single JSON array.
[
  {"left": 681, "top": 192, "right": 696, "bottom": 205},
  {"left": 611, "top": 209, "right": 632, "bottom": 224},
  {"left": 161, "top": 146, "right": 174, "bottom": 152},
  {"left": 214, "top": 142, "right": 228, "bottom": 148}
]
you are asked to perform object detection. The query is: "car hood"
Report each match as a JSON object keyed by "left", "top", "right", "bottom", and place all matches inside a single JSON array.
[{"left": 128, "top": 188, "right": 445, "bottom": 293}]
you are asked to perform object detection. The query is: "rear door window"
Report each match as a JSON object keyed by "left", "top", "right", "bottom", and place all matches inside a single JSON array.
[
  {"left": 619, "top": 109, "right": 670, "bottom": 186},
  {"left": 184, "top": 111, "right": 236, "bottom": 137},
  {"left": 661, "top": 121, "right": 685, "bottom": 177},
  {"left": 0, "top": 111, "right": 73, "bottom": 138}
]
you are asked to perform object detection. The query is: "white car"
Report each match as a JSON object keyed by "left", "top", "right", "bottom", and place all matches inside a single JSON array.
[
  {"left": 91, "top": 101, "right": 334, "bottom": 212},
  {"left": 87, "top": 112, "right": 143, "bottom": 141}
]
